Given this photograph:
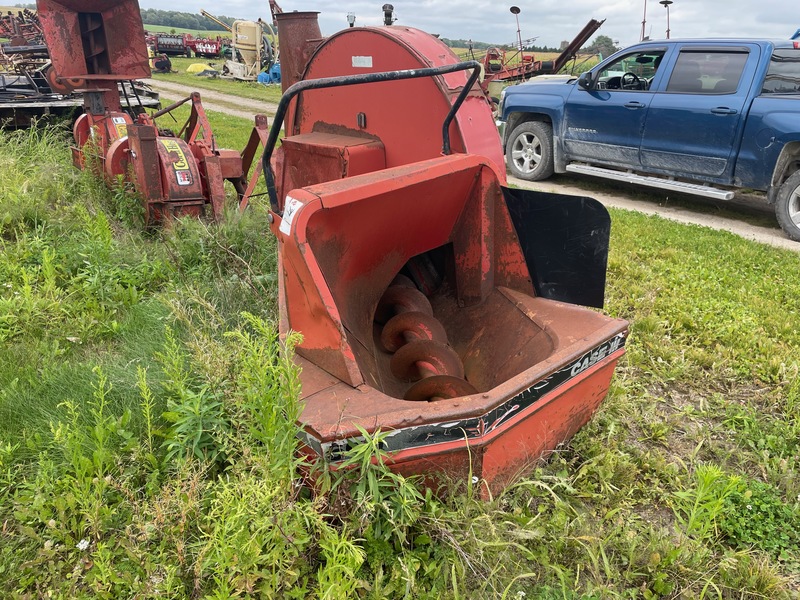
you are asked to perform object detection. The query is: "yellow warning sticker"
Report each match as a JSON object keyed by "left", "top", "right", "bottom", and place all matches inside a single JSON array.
[
  {"left": 160, "top": 139, "right": 192, "bottom": 186},
  {"left": 112, "top": 116, "right": 127, "bottom": 139}
]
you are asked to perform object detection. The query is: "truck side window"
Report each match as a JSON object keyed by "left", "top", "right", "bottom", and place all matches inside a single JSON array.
[
  {"left": 762, "top": 49, "right": 800, "bottom": 94},
  {"left": 667, "top": 51, "right": 748, "bottom": 94},
  {"left": 596, "top": 51, "right": 664, "bottom": 91}
]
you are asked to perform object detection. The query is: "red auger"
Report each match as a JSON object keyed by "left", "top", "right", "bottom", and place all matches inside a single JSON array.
[{"left": 376, "top": 275, "right": 478, "bottom": 401}]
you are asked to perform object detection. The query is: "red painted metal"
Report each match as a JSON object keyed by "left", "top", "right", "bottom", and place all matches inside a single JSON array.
[
  {"left": 38, "top": 0, "right": 268, "bottom": 224},
  {"left": 481, "top": 19, "right": 605, "bottom": 85},
  {"left": 36, "top": 0, "right": 271, "bottom": 225},
  {"left": 270, "top": 141, "right": 628, "bottom": 490},
  {"left": 390, "top": 340, "right": 465, "bottom": 381},
  {"left": 374, "top": 276, "right": 474, "bottom": 400},
  {"left": 71, "top": 110, "right": 132, "bottom": 171},
  {"left": 380, "top": 311, "right": 447, "bottom": 352},
  {"left": 185, "top": 36, "right": 225, "bottom": 58},
  {"left": 35, "top": 2, "right": 629, "bottom": 493},
  {"left": 146, "top": 32, "right": 226, "bottom": 59},
  {"left": 127, "top": 93, "right": 270, "bottom": 224},
  {"left": 275, "top": 11, "right": 323, "bottom": 93},
  {"left": 264, "top": 8, "right": 627, "bottom": 491},
  {"left": 276, "top": 25, "right": 504, "bottom": 183},
  {"left": 275, "top": 133, "right": 386, "bottom": 211},
  {"left": 37, "top": 0, "right": 150, "bottom": 114}
]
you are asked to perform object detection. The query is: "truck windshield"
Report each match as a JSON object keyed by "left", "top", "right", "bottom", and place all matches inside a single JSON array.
[{"left": 762, "top": 49, "right": 800, "bottom": 94}]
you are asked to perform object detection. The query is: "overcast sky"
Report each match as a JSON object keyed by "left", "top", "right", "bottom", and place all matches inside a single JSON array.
[{"left": 140, "top": 0, "right": 799, "bottom": 49}]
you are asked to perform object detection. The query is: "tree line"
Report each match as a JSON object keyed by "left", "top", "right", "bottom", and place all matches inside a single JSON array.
[
  {"left": 441, "top": 38, "right": 561, "bottom": 52},
  {"left": 140, "top": 9, "right": 235, "bottom": 32},
  {"left": 441, "top": 35, "right": 617, "bottom": 55},
  {"left": 9, "top": 5, "right": 237, "bottom": 32}
]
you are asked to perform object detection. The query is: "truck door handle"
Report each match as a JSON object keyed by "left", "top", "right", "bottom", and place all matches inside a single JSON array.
[
  {"left": 624, "top": 101, "right": 646, "bottom": 109},
  {"left": 711, "top": 107, "right": 738, "bottom": 115}
]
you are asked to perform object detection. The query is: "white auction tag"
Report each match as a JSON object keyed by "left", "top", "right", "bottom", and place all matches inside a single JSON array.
[{"left": 279, "top": 195, "right": 304, "bottom": 235}]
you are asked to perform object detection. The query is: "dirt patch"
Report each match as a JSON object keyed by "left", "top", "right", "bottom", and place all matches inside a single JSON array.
[{"left": 144, "top": 79, "right": 279, "bottom": 120}]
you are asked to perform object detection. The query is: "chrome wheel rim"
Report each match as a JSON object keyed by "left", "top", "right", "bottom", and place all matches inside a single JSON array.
[
  {"left": 511, "top": 132, "right": 542, "bottom": 175},
  {"left": 789, "top": 186, "right": 800, "bottom": 227}
]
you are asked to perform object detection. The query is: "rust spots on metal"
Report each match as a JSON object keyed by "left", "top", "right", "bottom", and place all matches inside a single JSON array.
[
  {"left": 374, "top": 285, "right": 433, "bottom": 324},
  {"left": 405, "top": 375, "right": 478, "bottom": 402},
  {"left": 389, "top": 339, "right": 465, "bottom": 381},
  {"left": 380, "top": 311, "right": 447, "bottom": 352}
]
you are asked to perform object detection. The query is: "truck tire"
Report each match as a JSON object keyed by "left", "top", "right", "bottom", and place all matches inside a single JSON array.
[
  {"left": 775, "top": 170, "right": 800, "bottom": 242},
  {"left": 505, "top": 121, "right": 554, "bottom": 181}
]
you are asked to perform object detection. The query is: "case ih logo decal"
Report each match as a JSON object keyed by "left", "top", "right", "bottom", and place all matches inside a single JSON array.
[
  {"left": 570, "top": 335, "right": 623, "bottom": 377},
  {"left": 159, "top": 139, "right": 193, "bottom": 186},
  {"left": 300, "top": 332, "right": 628, "bottom": 462}
]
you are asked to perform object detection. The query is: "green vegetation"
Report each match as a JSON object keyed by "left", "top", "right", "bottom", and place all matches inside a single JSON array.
[
  {"left": 584, "top": 35, "right": 622, "bottom": 59},
  {"left": 443, "top": 38, "right": 563, "bottom": 53},
  {"left": 0, "top": 114, "right": 799, "bottom": 598},
  {"left": 141, "top": 9, "right": 235, "bottom": 32},
  {"left": 143, "top": 24, "right": 231, "bottom": 38},
  {"left": 141, "top": 103, "right": 268, "bottom": 155},
  {"left": 152, "top": 57, "right": 283, "bottom": 105}
]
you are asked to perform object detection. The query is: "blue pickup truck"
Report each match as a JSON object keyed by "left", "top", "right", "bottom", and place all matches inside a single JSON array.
[{"left": 498, "top": 39, "right": 800, "bottom": 240}]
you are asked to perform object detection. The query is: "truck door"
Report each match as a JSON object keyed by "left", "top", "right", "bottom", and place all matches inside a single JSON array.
[
  {"left": 563, "top": 49, "right": 666, "bottom": 168},
  {"left": 640, "top": 46, "right": 757, "bottom": 180}
]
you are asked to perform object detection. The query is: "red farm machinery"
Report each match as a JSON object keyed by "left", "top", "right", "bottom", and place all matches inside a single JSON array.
[
  {"left": 38, "top": 0, "right": 628, "bottom": 494},
  {"left": 480, "top": 18, "right": 605, "bottom": 85},
  {"left": 37, "top": 0, "right": 268, "bottom": 224},
  {"left": 145, "top": 32, "right": 225, "bottom": 59}
]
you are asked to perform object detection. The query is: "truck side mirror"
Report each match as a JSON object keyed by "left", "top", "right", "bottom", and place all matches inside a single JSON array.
[{"left": 577, "top": 71, "right": 595, "bottom": 90}]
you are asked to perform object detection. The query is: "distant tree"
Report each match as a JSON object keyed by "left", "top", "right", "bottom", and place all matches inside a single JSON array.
[
  {"left": 172, "top": 14, "right": 193, "bottom": 30},
  {"left": 140, "top": 8, "right": 235, "bottom": 32},
  {"left": 441, "top": 38, "right": 495, "bottom": 51},
  {"left": 584, "top": 35, "right": 619, "bottom": 58},
  {"left": 524, "top": 44, "right": 559, "bottom": 53}
]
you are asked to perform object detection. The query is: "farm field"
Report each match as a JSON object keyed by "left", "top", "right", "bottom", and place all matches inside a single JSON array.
[
  {"left": 143, "top": 23, "right": 231, "bottom": 39},
  {"left": 0, "top": 5, "right": 29, "bottom": 13}
]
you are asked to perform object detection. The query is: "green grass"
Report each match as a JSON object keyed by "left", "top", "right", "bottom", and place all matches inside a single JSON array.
[
  {"left": 144, "top": 102, "right": 266, "bottom": 153},
  {"left": 153, "top": 56, "right": 284, "bottom": 104},
  {"left": 0, "top": 118, "right": 798, "bottom": 598},
  {"left": 143, "top": 23, "right": 232, "bottom": 39}
]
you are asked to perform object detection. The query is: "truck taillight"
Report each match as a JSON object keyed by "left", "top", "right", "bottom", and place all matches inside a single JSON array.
[{"left": 795, "top": 42, "right": 800, "bottom": 49}]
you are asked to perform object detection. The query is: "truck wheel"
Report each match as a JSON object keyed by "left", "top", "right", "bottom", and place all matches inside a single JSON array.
[
  {"left": 775, "top": 171, "right": 800, "bottom": 242},
  {"left": 505, "top": 121, "right": 554, "bottom": 181}
]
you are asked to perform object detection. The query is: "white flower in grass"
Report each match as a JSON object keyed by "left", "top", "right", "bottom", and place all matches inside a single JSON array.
[{"left": 76, "top": 538, "right": 90, "bottom": 551}]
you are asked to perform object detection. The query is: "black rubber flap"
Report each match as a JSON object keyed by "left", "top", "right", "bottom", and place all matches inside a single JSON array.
[{"left": 502, "top": 186, "right": 610, "bottom": 308}]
